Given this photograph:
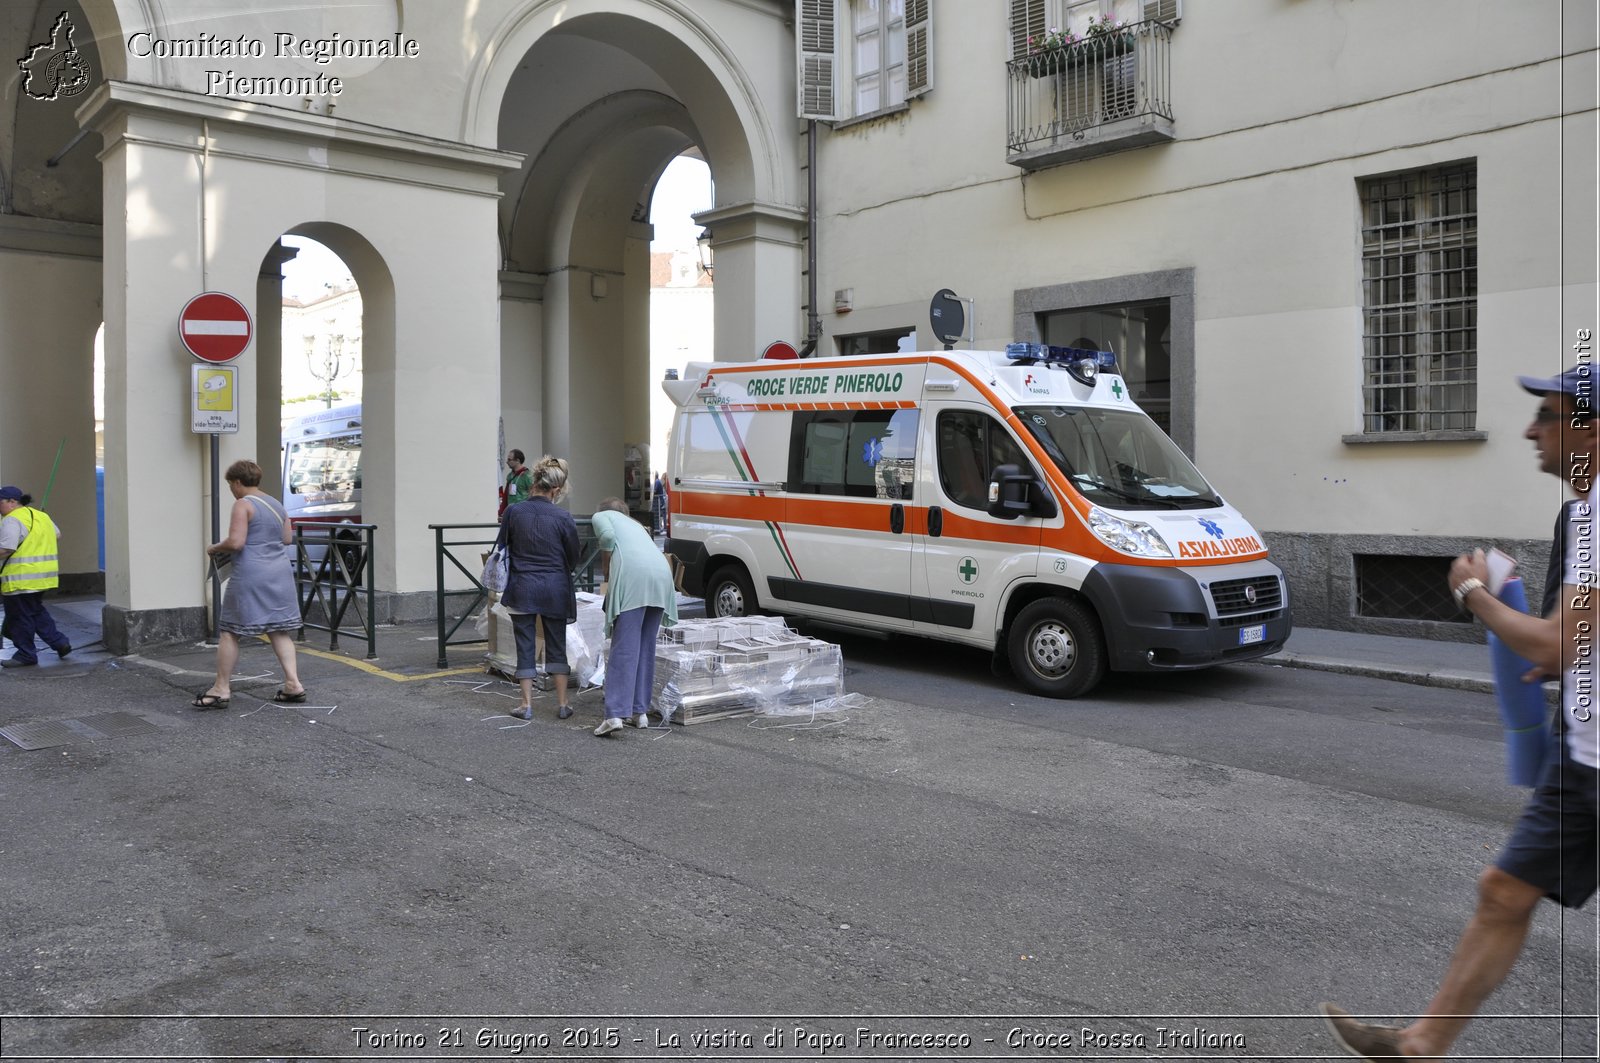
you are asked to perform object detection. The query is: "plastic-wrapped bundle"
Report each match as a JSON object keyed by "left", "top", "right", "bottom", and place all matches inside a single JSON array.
[
  {"left": 652, "top": 621, "right": 844, "bottom": 724},
  {"left": 1487, "top": 577, "right": 1550, "bottom": 787}
]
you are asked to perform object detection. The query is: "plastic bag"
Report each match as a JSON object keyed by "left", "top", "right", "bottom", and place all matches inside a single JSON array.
[{"left": 481, "top": 545, "right": 508, "bottom": 593}]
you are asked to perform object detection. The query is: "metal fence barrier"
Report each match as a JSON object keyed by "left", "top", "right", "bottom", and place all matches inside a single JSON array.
[
  {"left": 295, "top": 522, "right": 377, "bottom": 658},
  {"left": 431, "top": 518, "right": 601, "bottom": 669}
]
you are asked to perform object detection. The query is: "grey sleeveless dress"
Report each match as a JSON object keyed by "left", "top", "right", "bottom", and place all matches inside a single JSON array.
[{"left": 219, "top": 494, "right": 300, "bottom": 636}]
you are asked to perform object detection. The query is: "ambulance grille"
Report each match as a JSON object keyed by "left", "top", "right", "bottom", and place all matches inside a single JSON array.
[{"left": 1209, "top": 576, "right": 1283, "bottom": 620}]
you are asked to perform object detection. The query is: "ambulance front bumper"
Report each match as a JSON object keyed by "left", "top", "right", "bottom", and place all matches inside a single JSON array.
[{"left": 1080, "top": 559, "right": 1292, "bottom": 672}]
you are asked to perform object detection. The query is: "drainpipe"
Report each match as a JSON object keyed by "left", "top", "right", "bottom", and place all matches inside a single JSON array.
[{"left": 798, "top": 119, "right": 821, "bottom": 358}]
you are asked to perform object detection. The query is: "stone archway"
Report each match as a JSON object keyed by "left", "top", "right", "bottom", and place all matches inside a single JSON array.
[
  {"left": 474, "top": 1, "right": 806, "bottom": 511},
  {"left": 0, "top": 0, "right": 118, "bottom": 588}
]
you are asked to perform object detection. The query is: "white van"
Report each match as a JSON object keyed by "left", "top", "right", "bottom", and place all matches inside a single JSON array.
[
  {"left": 281, "top": 403, "right": 362, "bottom": 524},
  {"left": 281, "top": 403, "right": 364, "bottom": 580},
  {"left": 662, "top": 345, "right": 1291, "bottom": 698}
]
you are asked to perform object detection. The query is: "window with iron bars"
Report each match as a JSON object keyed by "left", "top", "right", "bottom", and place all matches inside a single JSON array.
[
  {"left": 1358, "top": 161, "right": 1478, "bottom": 434},
  {"left": 1354, "top": 554, "right": 1463, "bottom": 623}
]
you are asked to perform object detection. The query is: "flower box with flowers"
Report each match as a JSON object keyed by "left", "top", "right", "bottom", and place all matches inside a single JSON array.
[{"left": 1026, "top": 17, "right": 1133, "bottom": 77}]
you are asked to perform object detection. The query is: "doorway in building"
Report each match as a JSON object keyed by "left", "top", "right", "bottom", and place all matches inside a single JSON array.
[{"left": 1041, "top": 300, "right": 1172, "bottom": 434}]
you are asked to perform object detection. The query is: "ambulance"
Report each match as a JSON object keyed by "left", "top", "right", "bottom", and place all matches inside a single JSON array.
[{"left": 661, "top": 345, "right": 1291, "bottom": 698}]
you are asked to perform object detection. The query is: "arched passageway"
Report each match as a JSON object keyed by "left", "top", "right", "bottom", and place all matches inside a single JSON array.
[{"left": 480, "top": 3, "right": 805, "bottom": 512}]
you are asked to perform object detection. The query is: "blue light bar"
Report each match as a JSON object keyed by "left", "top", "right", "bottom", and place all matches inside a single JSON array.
[{"left": 1004, "top": 343, "right": 1119, "bottom": 374}]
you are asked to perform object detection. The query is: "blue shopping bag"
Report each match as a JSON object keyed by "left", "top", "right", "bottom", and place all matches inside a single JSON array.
[{"left": 1486, "top": 577, "right": 1550, "bottom": 787}]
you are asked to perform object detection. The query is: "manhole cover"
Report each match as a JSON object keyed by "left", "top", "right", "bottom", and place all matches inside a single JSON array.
[
  {"left": 80, "top": 712, "right": 161, "bottom": 739},
  {"left": 0, "top": 712, "right": 158, "bottom": 751}
]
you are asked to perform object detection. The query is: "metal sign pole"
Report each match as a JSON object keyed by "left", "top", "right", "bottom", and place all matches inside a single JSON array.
[{"left": 210, "top": 432, "right": 221, "bottom": 641}]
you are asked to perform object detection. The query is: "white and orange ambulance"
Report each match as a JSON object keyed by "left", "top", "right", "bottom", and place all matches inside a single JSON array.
[{"left": 661, "top": 345, "right": 1291, "bottom": 698}]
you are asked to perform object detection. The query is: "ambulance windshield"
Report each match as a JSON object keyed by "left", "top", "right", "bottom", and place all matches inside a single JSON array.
[{"left": 1016, "top": 406, "right": 1221, "bottom": 510}]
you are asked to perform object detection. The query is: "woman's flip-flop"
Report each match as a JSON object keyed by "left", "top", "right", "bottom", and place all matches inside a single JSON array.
[
  {"left": 273, "top": 689, "right": 308, "bottom": 703},
  {"left": 191, "top": 693, "right": 230, "bottom": 710}
]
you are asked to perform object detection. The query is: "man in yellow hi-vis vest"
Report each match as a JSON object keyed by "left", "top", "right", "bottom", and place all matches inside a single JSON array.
[{"left": 0, "top": 485, "right": 71, "bottom": 668}]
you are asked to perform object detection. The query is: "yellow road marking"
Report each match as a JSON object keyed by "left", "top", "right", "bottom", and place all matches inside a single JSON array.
[{"left": 279, "top": 641, "right": 487, "bottom": 682}]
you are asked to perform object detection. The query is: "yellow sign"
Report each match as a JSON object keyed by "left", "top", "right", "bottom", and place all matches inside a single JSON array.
[{"left": 191, "top": 365, "right": 239, "bottom": 434}]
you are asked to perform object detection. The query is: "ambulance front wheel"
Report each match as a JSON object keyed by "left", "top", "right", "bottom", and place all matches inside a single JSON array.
[
  {"left": 705, "top": 564, "right": 757, "bottom": 618},
  {"left": 1008, "top": 597, "right": 1107, "bottom": 698}
]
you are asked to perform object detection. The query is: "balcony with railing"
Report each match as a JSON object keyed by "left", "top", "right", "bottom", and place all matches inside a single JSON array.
[{"left": 1006, "top": 19, "right": 1174, "bottom": 169}]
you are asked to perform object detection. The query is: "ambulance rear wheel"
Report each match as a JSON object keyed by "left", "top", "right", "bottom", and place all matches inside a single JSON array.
[
  {"left": 1008, "top": 597, "right": 1106, "bottom": 698},
  {"left": 705, "top": 565, "right": 757, "bottom": 618}
]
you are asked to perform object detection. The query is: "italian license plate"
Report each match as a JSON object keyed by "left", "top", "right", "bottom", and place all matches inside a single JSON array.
[{"left": 1239, "top": 624, "right": 1266, "bottom": 646}]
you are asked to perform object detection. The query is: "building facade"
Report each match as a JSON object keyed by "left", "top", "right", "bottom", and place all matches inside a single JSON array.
[
  {"left": 0, "top": 0, "right": 1594, "bottom": 650},
  {"left": 799, "top": 0, "right": 1596, "bottom": 637}
]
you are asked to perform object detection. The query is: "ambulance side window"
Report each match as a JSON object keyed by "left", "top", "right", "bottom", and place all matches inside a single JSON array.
[
  {"left": 679, "top": 409, "right": 749, "bottom": 482},
  {"left": 937, "top": 410, "right": 1030, "bottom": 511},
  {"left": 788, "top": 409, "right": 918, "bottom": 499}
]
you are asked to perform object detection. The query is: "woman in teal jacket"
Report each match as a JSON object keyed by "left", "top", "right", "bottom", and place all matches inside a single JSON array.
[{"left": 590, "top": 497, "right": 677, "bottom": 736}]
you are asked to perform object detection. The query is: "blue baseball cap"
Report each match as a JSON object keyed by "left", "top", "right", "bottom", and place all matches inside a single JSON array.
[
  {"left": 1518, "top": 364, "right": 1593, "bottom": 397},
  {"left": 0, "top": 486, "right": 22, "bottom": 501}
]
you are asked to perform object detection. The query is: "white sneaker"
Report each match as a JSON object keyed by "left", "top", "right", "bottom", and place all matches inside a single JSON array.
[
  {"left": 632, "top": 712, "right": 650, "bottom": 728},
  {"left": 594, "top": 717, "right": 624, "bottom": 737}
]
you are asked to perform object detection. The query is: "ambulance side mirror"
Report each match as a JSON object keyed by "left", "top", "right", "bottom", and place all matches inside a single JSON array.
[{"left": 987, "top": 464, "right": 1057, "bottom": 520}]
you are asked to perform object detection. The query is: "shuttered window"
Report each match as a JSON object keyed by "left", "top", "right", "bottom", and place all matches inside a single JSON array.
[
  {"left": 798, "top": 0, "right": 932, "bottom": 119},
  {"left": 1009, "top": 0, "right": 1046, "bottom": 59},
  {"left": 798, "top": 0, "right": 837, "bottom": 119},
  {"left": 905, "top": 0, "right": 931, "bottom": 97},
  {"left": 1142, "top": 0, "right": 1180, "bottom": 22},
  {"left": 852, "top": 0, "right": 905, "bottom": 114}
]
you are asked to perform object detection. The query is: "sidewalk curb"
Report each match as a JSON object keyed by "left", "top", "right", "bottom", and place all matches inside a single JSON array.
[{"left": 1256, "top": 651, "right": 1494, "bottom": 696}]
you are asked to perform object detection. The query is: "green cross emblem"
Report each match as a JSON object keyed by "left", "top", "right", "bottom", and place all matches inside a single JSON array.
[
  {"left": 958, "top": 557, "right": 978, "bottom": 584},
  {"left": 1111, "top": 379, "right": 1124, "bottom": 399}
]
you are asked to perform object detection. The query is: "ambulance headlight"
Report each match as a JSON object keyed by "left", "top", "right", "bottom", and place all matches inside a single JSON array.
[{"left": 1087, "top": 506, "right": 1173, "bottom": 558}]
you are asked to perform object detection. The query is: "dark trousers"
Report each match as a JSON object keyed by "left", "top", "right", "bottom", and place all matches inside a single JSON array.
[
  {"left": 511, "top": 612, "right": 568, "bottom": 679},
  {"left": 2, "top": 592, "right": 68, "bottom": 663}
]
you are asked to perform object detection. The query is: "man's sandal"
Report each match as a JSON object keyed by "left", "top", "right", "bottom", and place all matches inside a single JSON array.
[
  {"left": 191, "top": 693, "right": 230, "bottom": 710},
  {"left": 273, "top": 689, "right": 308, "bottom": 703}
]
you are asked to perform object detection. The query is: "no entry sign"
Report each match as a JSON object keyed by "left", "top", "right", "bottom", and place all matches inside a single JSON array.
[{"left": 178, "top": 292, "right": 252, "bottom": 363}]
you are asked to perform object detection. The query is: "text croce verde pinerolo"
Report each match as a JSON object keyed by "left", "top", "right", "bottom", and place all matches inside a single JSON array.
[{"left": 738, "top": 372, "right": 906, "bottom": 399}]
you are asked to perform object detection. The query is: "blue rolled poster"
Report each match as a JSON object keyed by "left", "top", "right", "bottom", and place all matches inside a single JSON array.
[{"left": 1486, "top": 577, "right": 1549, "bottom": 787}]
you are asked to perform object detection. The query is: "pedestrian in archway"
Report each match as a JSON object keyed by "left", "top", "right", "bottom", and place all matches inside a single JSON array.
[
  {"left": 0, "top": 485, "right": 71, "bottom": 668},
  {"left": 194, "top": 461, "right": 305, "bottom": 709},
  {"left": 500, "top": 449, "right": 533, "bottom": 521}
]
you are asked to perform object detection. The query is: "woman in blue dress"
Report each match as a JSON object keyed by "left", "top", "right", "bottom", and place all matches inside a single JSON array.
[{"left": 193, "top": 459, "right": 306, "bottom": 709}]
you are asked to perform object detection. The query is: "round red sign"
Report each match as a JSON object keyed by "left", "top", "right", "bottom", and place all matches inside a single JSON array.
[
  {"left": 179, "top": 292, "right": 253, "bottom": 363},
  {"left": 763, "top": 341, "right": 799, "bottom": 361}
]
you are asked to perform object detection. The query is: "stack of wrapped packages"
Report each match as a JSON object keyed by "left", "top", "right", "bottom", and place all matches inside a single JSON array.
[
  {"left": 484, "top": 598, "right": 845, "bottom": 724},
  {"left": 652, "top": 616, "right": 845, "bottom": 724}
]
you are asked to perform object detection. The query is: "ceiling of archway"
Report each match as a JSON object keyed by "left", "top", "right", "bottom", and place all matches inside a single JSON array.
[
  {"left": 495, "top": 18, "right": 712, "bottom": 275},
  {"left": 3, "top": 0, "right": 104, "bottom": 222}
]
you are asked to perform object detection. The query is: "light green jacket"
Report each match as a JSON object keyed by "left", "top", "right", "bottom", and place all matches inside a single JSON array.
[{"left": 591, "top": 509, "right": 678, "bottom": 636}]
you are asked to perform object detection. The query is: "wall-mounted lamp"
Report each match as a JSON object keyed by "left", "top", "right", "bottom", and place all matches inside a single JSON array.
[{"left": 696, "top": 228, "right": 714, "bottom": 278}]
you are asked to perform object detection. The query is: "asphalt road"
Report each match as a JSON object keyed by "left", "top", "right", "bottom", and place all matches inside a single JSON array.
[{"left": 1, "top": 626, "right": 1595, "bottom": 1062}]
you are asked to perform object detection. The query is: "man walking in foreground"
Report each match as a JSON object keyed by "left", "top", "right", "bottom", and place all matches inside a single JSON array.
[{"left": 1322, "top": 365, "right": 1600, "bottom": 1060}]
